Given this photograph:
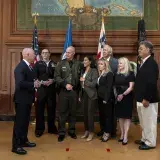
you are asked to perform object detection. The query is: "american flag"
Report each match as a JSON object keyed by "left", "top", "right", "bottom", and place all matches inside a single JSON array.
[
  {"left": 97, "top": 17, "right": 106, "bottom": 59},
  {"left": 32, "top": 24, "right": 40, "bottom": 63}
]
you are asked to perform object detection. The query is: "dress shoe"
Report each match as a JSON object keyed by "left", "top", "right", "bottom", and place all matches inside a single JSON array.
[
  {"left": 81, "top": 131, "right": 89, "bottom": 139},
  {"left": 22, "top": 142, "right": 36, "bottom": 147},
  {"left": 135, "top": 140, "right": 145, "bottom": 145},
  {"left": 86, "top": 133, "right": 94, "bottom": 142},
  {"left": 35, "top": 131, "right": 43, "bottom": 137},
  {"left": 97, "top": 131, "right": 104, "bottom": 137},
  {"left": 12, "top": 147, "right": 27, "bottom": 155},
  {"left": 139, "top": 144, "right": 155, "bottom": 150},
  {"left": 68, "top": 133, "right": 77, "bottom": 139},
  {"left": 58, "top": 135, "right": 65, "bottom": 142},
  {"left": 118, "top": 139, "right": 123, "bottom": 142}
]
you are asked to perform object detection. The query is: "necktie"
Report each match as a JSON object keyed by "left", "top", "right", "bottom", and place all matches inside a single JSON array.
[{"left": 29, "top": 65, "right": 33, "bottom": 71}]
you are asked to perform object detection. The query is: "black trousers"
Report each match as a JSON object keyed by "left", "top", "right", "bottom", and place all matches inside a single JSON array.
[
  {"left": 58, "top": 89, "right": 78, "bottom": 136},
  {"left": 35, "top": 87, "right": 56, "bottom": 132},
  {"left": 111, "top": 100, "right": 117, "bottom": 136},
  {"left": 82, "top": 91, "right": 96, "bottom": 132},
  {"left": 12, "top": 103, "right": 31, "bottom": 149},
  {"left": 98, "top": 97, "right": 113, "bottom": 134}
]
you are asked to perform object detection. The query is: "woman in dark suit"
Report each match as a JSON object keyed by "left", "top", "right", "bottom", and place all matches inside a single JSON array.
[
  {"left": 97, "top": 59, "right": 114, "bottom": 142},
  {"left": 80, "top": 56, "right": 98, "bottom": 142}
]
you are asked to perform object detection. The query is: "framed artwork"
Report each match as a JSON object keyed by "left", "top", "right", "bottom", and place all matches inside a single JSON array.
[{"left": 17, "top": 0, "right": 158, "bottom": 30}]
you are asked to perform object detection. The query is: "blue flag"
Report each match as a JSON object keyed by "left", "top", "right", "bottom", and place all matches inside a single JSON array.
[{"left": 62, "top": 19, "right": 72, "bottom": 60}]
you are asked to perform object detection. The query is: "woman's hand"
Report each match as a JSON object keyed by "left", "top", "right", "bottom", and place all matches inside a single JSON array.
[
  {"left": 80, "top": 77, "right": 85, "bottom": 82},
  {"left": 117, "top": 94, "right": 124, "bottom": 102}
]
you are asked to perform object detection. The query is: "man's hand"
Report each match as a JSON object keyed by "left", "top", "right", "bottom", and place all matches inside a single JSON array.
[
  {"left": 34, "top": 80, "right": 41, "bottom": 88},
  {"left": 142, "top": 99, "right": 149, "bottom": 108},
  {"left": 117, "top": 94, "right": 124, "bottom": 102},
  {"left": 46, "top": 79, "right": 54, "bottom": 86},
  {"left": 80, "top": 77, "right": 85, "bottom": 82},
  {"left": 66, "top": 84, "right": 73, "bottom": 90}
]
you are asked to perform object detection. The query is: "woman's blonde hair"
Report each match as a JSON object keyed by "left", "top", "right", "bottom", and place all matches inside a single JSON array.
[
  {"left": 117, "top": 57, "right": 132, "bottom": 75},
  {"left": 97, "top": 59, "right": 111, "bottom": 75}
]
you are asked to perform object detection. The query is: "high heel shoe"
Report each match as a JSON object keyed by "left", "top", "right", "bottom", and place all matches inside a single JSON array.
[
  {"left": 122, "top": 140, "right": 128, "bottom": 145},
  {"left": 81, "top": 131, "right": 89, "bottom": 139},
  {"left": 86, "top": 133, "right": 94, "bottom": 142}
]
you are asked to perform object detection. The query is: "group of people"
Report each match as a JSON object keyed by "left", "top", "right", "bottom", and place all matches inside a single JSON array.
[{"left": 12, "top": 40, "right": 159, "bottom": 155}]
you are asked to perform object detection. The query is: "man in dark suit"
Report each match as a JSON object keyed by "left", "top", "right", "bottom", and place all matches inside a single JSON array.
[
  {"left": 34, "top": 49, "right": 57, "bottom": 137},
  {"left": 97, "top": 44, "right": 118, "bottom": 138},
  {"left": 12, "top": 48, "right": 41, "bottom": 155},
  {"left": 135, "top": 41, "right": 159, "bottom": 150}
]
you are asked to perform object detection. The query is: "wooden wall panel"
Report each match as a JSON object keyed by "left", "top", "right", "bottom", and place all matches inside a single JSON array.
[{"left": 0, "top": 0, "right": 160, "bottom": 116}]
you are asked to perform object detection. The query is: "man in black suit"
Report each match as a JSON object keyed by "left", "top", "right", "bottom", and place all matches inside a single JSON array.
[
  {"left": 135, "top": 41, "right": 159, "bottom": 150},
  {"left": 97, "top": 44, "right": 118, "bottom": 138},
  {"left": 12, "top": 48, "right": 41, "bottom": 155}
]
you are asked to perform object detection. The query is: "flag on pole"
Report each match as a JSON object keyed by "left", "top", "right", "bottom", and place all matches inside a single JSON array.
[
  {"left": 62, "top": 19, "right": 72, "bottom": 60},
  {"left": 31, "top": 15, "right": 40, "bottom": 125},
  {"left": 32, "top": 23, "right": 40, "bottom": 63},
  {"left": 138, "top": 18, "right": 146, "bottom": 43},
  {"left": 97, "top": 16, "right": 106, "bottom": 60},
  {"left": 137, "top": 18, "right": 146, "bottom": 69}
]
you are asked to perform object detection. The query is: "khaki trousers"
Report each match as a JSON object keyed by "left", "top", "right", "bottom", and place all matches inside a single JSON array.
[{"left": 137, "top": 102, "right": 158, "bottom": 147}]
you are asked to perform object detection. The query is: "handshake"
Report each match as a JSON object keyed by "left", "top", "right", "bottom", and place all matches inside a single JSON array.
[{"left": 34, "top": 79, "right": 54, "bottom": 88}]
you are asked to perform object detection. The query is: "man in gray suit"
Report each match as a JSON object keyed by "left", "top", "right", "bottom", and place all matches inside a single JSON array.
[
  {"left": 97, "top": 44, "right": 118, "bottom": 138},
  {"left": 102, "top": 44, "right": 118, "bottom": 74}
]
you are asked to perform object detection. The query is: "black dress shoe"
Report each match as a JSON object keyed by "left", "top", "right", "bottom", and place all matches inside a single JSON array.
[
  {"left": 97, "top": 131, "right": 104, "bottom": 137},
  {"left": 35, "top": 131, "right": 43, "bottom": 137},
  {"left": 22, "top": 142, "right": 36, "bottom": 147},
  {"left": 135, "top": 140, "right": 145, "bottom": 145},
  {"left": 68, "top": 133, "right": 77, "bottom": 139},
  {"left": 139, "top": 144, "right": 155, "bottom": 150},
  {"left": 12, "top": 147, "right": 27, "bottom": 155},
  {"left": 58, "top": 135, "right": 65, "bottom": 142},
  {"left": 118, "top": 139, "right": 123, "bottom": 142},
  {"left": 122, "top": 141, "right": 128, "bottom": 145}
]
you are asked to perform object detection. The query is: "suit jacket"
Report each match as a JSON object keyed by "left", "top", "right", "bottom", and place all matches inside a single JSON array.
[
  {"left": 81, "top": 68, "right": 98, "bottom": 100},
  {"left": 97, "top": 71, "right": 114, "bottom": 102},
  {"left": 109, "top": 57, "right": 118, "bottom": 74},
  {"left": 13, "top": 60, "right": 35, "bottom": 104},
  {"left": 135, "top": 56, "right": 159, "bottom": 103}
]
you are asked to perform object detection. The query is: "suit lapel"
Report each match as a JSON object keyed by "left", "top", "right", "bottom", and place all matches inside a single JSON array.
[
  {"left": 139, "top": 56, "right": 151, "bottom": 70},
  {"left": 85, "top": 68, "right": 92, "bottom": 80}
]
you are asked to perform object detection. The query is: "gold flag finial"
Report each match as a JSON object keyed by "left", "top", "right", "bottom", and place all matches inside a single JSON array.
[{"left": 32, "top": 12, "right": 39, "bottom": 25}]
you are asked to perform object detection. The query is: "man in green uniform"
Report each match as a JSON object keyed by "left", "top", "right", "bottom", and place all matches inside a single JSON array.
[{"left": 54, "top": 46, "right": 81, "bottom": 142}]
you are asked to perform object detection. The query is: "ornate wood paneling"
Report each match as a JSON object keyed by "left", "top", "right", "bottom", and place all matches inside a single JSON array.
[{"left": 0, "top": 0, "right": 160, "bottom": 116}]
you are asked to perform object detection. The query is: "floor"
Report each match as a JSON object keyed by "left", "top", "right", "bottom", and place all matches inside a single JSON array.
[{"left": 0, "top": 122, "right": 160, "bottom": 160}]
